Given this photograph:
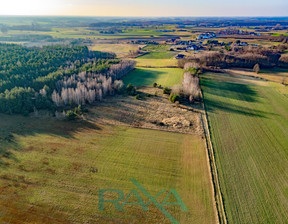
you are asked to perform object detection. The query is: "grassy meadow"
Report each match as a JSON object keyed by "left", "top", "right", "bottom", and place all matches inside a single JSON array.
[
  {"left": 89, "top": 44, "right": 144, "bottom": 57},
  {"left": 123, "top": 68, "right": 183, "bottom": 87},
  {"left": 134, "top": 58, "right": 177, "bottom": 68},
  {"left": 137, "top": 51, "right": 178, "bottom": 59},
  {"left": 142, "top": 44, "right": 171, "bottom": 51},
  {"left": 201, "top": 72, "right": 288, "bottom": 223},
  {"left": 227, "top": 68, "right": 288, "bottom": 85},
  {"left": 0, "top": 115, "right": 216, "bottom": 224}
]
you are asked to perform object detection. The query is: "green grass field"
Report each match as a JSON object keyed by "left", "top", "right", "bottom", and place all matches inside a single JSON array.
[
  {"left": 134, "top": 58, "right": 177, "bottom": 68},
  {"left": 0, "top": 26, "right": 190, "bottom": 41},
  {"left": 271, "top": 33, "right": 288, "bottom": 36},
  {"left": 123, "top": 68, "right": 183, "bottom": 87},
  {"left": 137, "top": 51, "right": 178, "bottom": 59},
  {"left": 142, "top": 44, "right": 171, "bottom": 51},
  {"left": 0, "top": 115, "right": 216, "bottom": 224},
  {"left": 201, "top": 72, "right": 288, "bottom": 223}
]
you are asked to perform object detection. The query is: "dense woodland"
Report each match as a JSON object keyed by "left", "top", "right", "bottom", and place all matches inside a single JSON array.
[{"left": 0, "top": 44, "right": 135, "bottom": 115}]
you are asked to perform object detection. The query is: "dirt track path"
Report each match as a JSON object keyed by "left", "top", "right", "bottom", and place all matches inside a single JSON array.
[{"left": 200, "top": 91, "right": 227, "bottom": 224}]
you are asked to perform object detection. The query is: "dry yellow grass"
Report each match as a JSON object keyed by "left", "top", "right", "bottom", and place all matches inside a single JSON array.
[
  {"left": 226, "top": 68, "right": 288, "bottom": 85},
  {"left": 90, "top": 44, "right": 145, "bottom": 57}
]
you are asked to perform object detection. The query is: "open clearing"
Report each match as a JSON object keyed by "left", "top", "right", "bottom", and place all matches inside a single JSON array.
[
  {"left": 0, "top": 65, "right": 217, "bottom": 224},
  {"left": 89, "top": 86, "right": 204, "bottom": 135},
  {"left": 123, "top": 68, "right": 183, "bottom": 87},
  {"left": 201, "top": 72, "right": 288, "bottom": 223},
  {"left": 0, "top": 113, "right": 216, "bottom": 224},
  {"left": 89, "top": 44, "right": 145, "bottom": 57}
]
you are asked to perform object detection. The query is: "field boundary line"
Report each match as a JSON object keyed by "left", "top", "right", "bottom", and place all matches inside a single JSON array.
[{"left": 200, "top": 90, "right": 227, "bottom": 224}]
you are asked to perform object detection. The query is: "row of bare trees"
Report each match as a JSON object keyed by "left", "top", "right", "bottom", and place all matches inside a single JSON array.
[
  {"left": 178, "top": 44, "right": 288, "bottom": 69},
  {"left": 51, "top": 60, "right": 135, "bottom": 107},
  {"left": 172, "top": 62, "right": 201, "bottom": 102}
]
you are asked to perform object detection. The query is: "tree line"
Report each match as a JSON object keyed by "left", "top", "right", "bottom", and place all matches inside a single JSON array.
[{"left": 0, "top": 44, "right": 135, "bottom": 115}]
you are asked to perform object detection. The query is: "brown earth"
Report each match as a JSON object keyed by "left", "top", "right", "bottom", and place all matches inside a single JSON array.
[{"left": 87, "top": 86, "right": 204, "bottom": 136}]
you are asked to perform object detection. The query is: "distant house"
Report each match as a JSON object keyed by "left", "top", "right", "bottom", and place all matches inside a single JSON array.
[
  {"left": 197, "top": 32, "right": 216, "bottom": 40},
  {"left": 239, "top": 42, "right": 248, "bottom": 46},
  {"left": 186, "top": 45, "right": 199, "bottom": 50}
]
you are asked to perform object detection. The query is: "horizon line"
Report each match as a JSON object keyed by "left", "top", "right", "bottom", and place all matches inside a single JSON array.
[{"left": 0, "top": 15, "right": 288, "bottom": 18}]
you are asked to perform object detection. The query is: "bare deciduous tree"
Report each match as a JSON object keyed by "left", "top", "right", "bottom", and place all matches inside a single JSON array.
[
  {"left": 51, "top": 60, "right": 135, "bottom": 107},
  {"left": 253, "top": 63, "right": 260, "bottom": 74}
]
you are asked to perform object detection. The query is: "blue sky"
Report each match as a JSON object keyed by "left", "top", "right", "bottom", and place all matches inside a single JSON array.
[{"left": 0, "top": 0, "right": 287, "bottom": 16}]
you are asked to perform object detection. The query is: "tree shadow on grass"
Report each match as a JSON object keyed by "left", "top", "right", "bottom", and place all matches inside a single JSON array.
[
  {"left": 201, "top": 77, "right": 259, "bottom": 103},
  {"left": 0, "top": 115, "right": 101, "bottom": 166},
  {"left": 203, "top": 98, "right": 275, "bottom": 118},
  {"left": 123, "top": 68, "right": 167, "bottom": 86},
  {"left": 201, "top": 75, "right": 277, "bottom": 118}
]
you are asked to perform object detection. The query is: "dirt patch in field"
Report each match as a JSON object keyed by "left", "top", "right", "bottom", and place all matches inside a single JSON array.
[{"left": 88, "top": 86, "right": 204, "bottom": 136}]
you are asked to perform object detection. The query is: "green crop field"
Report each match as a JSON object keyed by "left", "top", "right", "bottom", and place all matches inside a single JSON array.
[
  {"left": 123, "top": 68, "right": 183, "bottom": 87},
  {"left": 137, "top": 51, "right": 178, "bottom": 59},
  {"left": 201, "top": 72, "right": 288, "bottom": 223},
  {"left": 0, "top": 115, "right": 216, "bottom": 224}
]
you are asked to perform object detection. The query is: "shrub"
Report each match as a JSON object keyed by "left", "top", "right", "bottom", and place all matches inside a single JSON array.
[
  {"left": 185, "top": 67, "right": 199, "bottom": 75},
  {"left": 169, "top": 93, "right": 180, "bottom": 103},
  {"left": 66, "top": 105, "right": 87, "bottom": 120},
  {"left": 113, "top": 80, "right": 124, "bottom": 93},
  {"left": 225, "top": 45, "right": 232, "bottom": 51},
  {"left": 74, "top": 105, "right": 84, "bottom": 115},
  {"left": 152, "top": 82, "right": 158, "bottom": 88},
  {"left": 163, "top": 87, "right": 171, "bottom": 95},
  {"left": 66, "top": 110, "right": 77, "bottom": 120},
  {"left": 135, "top": 94, "right": 141, "bottom": 100},
  {"left": 126, "top": 83, "right": 137, "bottom": 96}
]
